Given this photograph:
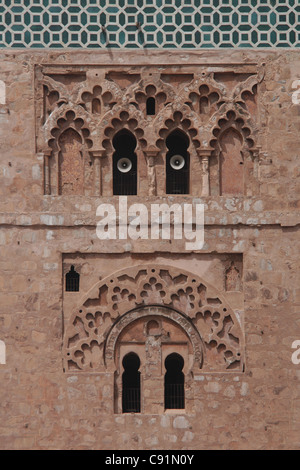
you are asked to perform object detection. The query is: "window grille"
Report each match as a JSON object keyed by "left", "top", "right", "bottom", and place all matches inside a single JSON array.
[
  {"left": 0, "top": 1, "right": 298, "bottom": 49},
  {"left": 122, "top": 352, "right": 141, "bottom": 413},
  {"left": 122, "top": 387, "right": 141, "bottom": 414},
  {"left": 146, "top": 97, "right": 156, "bottom": 116},
  {"left": 113, "top": 167, "right": 137, "bottom": 196},
  {"left": 65, "top": 265, "right": 80, "bottom": 292},
  {"left": 164, "top": 383, "right": 185, "bottom": 410},
  {"left": 164, "top": 353, "right": 185, "bottom": 410},
  {"left": 113, "top": 130, "right": 137, "bottom": 196},
  {"left": 166, "top": 130, "right": 189, "bottom": 195}
]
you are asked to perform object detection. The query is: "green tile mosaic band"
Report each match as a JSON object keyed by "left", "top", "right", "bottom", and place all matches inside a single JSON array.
[{"left": 0, "top": 0, "right": 299, "bottom": 49}]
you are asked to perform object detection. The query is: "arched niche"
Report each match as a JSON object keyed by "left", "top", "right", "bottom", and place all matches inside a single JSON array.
[
  {"left": 219, "top": 127, "right": 244, "bottom": 195},
  {"left": 110, "top": 306, "right": 200, "bottom": 414},
  {"left": 58, "top": 128, "right": 84, "bottom": 195}
]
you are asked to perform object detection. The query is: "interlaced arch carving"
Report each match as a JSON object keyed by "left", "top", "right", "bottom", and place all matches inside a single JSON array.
[
  {"left": 208, "top": 108, "right": 256, "bottom": 195},
  {"left": 43, "top": 109, "right": 94, "bottom": 195},
  {"left": 100, "top": 106, "right": 147, "bottom": 154},
  {"left": 47, "top": 109, "right": 93, "bottom": 151},
  {"left": 156, "top": 107, "right": 201, "bottom": 153},
  {"left": 210, "top": 109, "right": 255, "bottom": 153},
  {"left": 44, "top": 107, "right": 93, "bottom": 154},
  {"left": 76, "top": 72, "right": 122, "bottom": 114},
  {"left": 124, "top": 71, "right": 176, "bottom": 118},
  {"left": 37, "top": 65, "right": 263, "bottom": 195},
  {"left": 63, "top": 265, "right": 244, "bottom": 374},
  {"left": 185, "top": 73, "right": 224, "bottom": 119}
]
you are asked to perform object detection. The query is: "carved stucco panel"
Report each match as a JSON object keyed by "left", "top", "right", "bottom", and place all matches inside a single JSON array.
[{"left": 63, "top": 264, "right": 244, "bottom": 374}]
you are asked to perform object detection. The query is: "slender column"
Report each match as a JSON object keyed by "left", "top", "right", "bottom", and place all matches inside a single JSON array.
[
  {"left": 252, "top": 145, "right": 261, "bottom": 179},
  {"left": 198, "top": 149, "right": 211, "bottom": 197},
  {"left": 144, "top": 334, "right": 164, "bottom": 414},
  {"left": 251, "top": 145, "right": 262, "bottom": 195},
  {"left": 92, "top": 150, "right": 105, "bottom": 196},
  {"left": 144, "top": 149, "right": 158, "bottom": 196},
  {"left": 43, "top": 150, "right": 51, "bottom": 195}
]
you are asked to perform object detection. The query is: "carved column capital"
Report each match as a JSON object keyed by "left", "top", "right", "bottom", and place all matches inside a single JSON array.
[
  {"left": 251, "top": 145, "right": 262, "bottom": 160},
  {"left": 91, "top": 149, "right": 106, "bottom": 158},
  {"left": 197, "top": 148, "right": 212, "bottom": 159},
  {"left": 144, "top": 148, "right": 159, "bottom": 160}
]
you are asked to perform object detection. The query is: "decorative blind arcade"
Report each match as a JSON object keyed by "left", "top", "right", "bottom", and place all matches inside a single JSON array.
[{"left": 0, "top": 0, "right": 299, "bottom": 49}]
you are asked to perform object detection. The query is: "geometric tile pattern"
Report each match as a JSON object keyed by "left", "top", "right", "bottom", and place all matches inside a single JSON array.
[{"left": 0, "top": 0, "right": 299, "bottom": 49}]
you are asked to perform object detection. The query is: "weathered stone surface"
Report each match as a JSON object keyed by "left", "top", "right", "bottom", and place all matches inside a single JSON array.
[{"left": 0, "top": 49, "right": 299, "bottom": 450}]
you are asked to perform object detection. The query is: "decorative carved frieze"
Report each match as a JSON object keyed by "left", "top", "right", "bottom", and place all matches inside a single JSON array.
[
  {"left": 63, "top": 264, "right": 244, "bottom": 374},
  {"left": 35, "top": 65, "right": 262, "bottom": 196}
]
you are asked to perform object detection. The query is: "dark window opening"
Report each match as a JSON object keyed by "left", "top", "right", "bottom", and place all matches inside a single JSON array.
[
  {"left": 65, "top": 265, "right": 80, "bottom": 292},
  {"left": 164, "top": 353, "right": 185, "bottom": 410},
  {"left": 113, "top": 129, "right": 137, "bottom": 195},
  {"left": 166, "top": 130, "right": 189, "bottom": 195},
  {"left": 122, "top": 352, "right": 141, "bottom": 413},
  {"left": 146, "top": 97, "right": 156, "bottom": 115},
  {"left": 200, "top": 96, "right": 209, "bottom": 114}
]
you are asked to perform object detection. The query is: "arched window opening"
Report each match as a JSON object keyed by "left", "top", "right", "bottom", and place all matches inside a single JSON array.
[
  {"left": 65, "top": 265, "right": 80, "bottom": 292},
  {"left": 113, "top": 129, "right": 137, "bottom": 195},
  {"left": 122, "top": 352, "right": 141, "bottom": 413},
  {"left": 166, "top": 130, "right": 189, "bottom": 195},
  {"left": 146, "top": 97, "right": 156, "bottom": 116},
  {"left": 164, "top": 353, "right": 185, "bottom": 409}
]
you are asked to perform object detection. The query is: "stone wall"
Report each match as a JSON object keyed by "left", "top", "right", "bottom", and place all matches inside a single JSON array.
[{"left": 0, "top": 50, "right": 299, "bottom": 450}]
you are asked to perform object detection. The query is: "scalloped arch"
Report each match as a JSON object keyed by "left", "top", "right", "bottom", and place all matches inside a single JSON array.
[
  {"left": 209, "top": 105, "right": 256, "bottom": 151},
  {"left": 63, "top": 264, "right": 244, "bottom": 373},
  {"left": 99, "top": 104, "right": 147, "bottom": 153},
  {"left": 42, "top": 103, "right": 94, "bottom": 152},
  {"left": 154, "top": 104, "right": 202, "bottom": 151}
]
